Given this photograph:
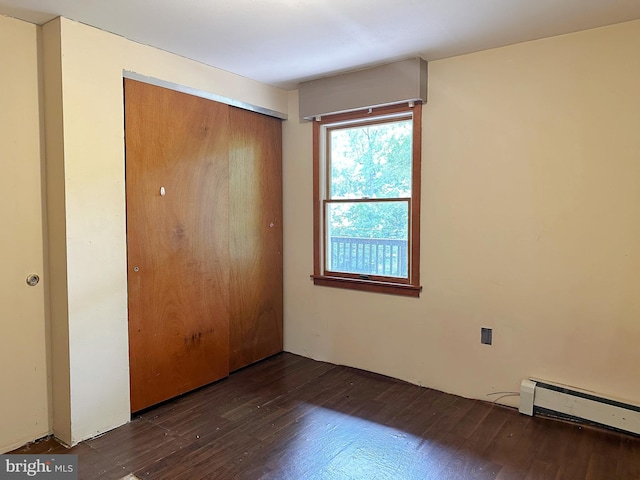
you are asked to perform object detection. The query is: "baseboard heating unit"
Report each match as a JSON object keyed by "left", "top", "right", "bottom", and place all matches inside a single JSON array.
[{"left": 519, "top": 378, "right": 640, "bottom": 435}]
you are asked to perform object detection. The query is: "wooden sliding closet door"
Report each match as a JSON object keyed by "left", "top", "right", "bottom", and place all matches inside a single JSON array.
[
  {"left": 125, "top": 79, "right": 230, "bottom": 412},
  {"left": 229, "top": 107, "right": 283, "bottom": 371}
]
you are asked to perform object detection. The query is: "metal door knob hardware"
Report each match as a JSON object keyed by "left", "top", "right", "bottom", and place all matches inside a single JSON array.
[
  {"left": 26, "top": 274, "right": 40, "bottom": 286},
  {"left": 133, "top": 266, "right": 140, "bottom": 272}
]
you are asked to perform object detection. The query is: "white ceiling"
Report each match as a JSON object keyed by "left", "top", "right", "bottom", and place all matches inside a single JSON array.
[{"left": 1, "top": 0, "right": 640, "bottom": 90}]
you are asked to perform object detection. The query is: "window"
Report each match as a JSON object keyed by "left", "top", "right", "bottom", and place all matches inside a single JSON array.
[{"left": 312, "top": 102, "right": 422, "bottom": 297}]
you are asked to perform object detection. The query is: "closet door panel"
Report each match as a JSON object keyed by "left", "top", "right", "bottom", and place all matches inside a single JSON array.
[
  {"left": 228, "top": 107, "right": 283, "bottom": 371},
  {"left": 125, "top": 79, "right": 230, "bottom": 412}
]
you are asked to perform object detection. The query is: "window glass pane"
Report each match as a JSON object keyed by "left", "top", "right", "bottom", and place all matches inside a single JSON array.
[
  {"left": 329, "top": 119, "right": 412, "bottom": 200},
  {"left": 326, "top": 201, "right": 409, "bottom": 278}
]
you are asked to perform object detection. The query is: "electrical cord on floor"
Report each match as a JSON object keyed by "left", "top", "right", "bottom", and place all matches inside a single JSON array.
[{"left": 486, "top": 391, "right": 520, "bottom": 405}]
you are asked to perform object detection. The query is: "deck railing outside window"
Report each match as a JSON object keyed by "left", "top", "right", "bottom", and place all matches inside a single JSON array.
[{"left": 329, "top": 236, "right": 408, "bottom": 278}]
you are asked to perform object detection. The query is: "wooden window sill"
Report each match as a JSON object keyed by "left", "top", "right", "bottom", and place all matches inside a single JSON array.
[{"left": 311, "top": 275, "right": 422, "bottom": 297}]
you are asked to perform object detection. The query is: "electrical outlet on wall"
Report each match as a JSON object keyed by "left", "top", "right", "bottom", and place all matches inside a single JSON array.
[{"left": 481, "top": 327, "right": 492, "bottom": 345}]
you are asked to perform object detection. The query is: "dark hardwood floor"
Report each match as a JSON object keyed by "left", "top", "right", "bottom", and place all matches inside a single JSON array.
[{"left": 12, "top": 353, "right": 640, "bottom": 479}]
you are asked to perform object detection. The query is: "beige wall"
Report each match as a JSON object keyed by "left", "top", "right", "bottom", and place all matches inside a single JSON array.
[
  {"left": 42, "top": 18, "right": 72, "bottom": 446},
  {"left": 0, "top": 15, "right": 50, "bottom": 452},
  {"left": 283, "top": 20, "right": 640, "bottom": 406},
  {"left": 43, "top": 18, "right": 288, "bottom": 445}
]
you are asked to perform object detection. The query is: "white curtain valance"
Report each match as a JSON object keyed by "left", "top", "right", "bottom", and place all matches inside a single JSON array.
[{"left": 298, "top": 58, "right": 427, "bottom": 120}]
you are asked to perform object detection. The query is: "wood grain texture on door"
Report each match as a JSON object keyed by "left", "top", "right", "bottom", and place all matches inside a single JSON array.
[
  {"left": 228, "top": 107, "right": 283, "bottom": 371},
  {"left": 125, "top": 79, "right": 230, "bottom": 412}
]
